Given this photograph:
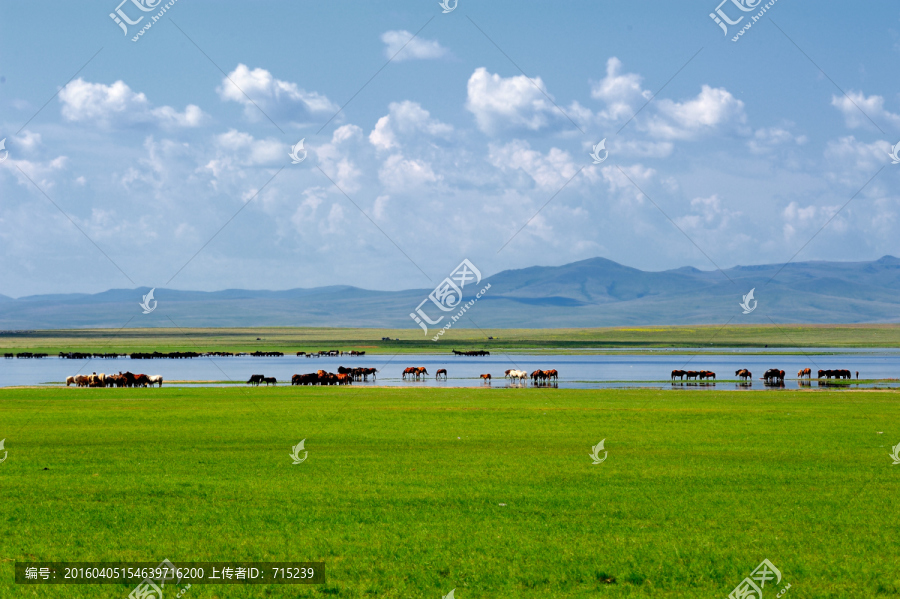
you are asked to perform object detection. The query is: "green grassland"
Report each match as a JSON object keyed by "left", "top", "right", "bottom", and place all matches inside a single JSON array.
[
  {"left": 1, "top": 386, "right": 898, "bottom": 598},
  {"left": 3, "top": 324, "right": 900, "bottom": 355}
]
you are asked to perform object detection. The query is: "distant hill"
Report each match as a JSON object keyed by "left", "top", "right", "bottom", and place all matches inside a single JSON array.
[{"left": 2, "top": 256, "right": 899, "bottom": 329}]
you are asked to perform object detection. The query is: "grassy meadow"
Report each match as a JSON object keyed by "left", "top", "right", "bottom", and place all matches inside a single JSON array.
[
  {"left": 3, "top": 324, "right": 900, "bottom": 355},
  {"left": 1, "top": 386, "right": 898, "bottom": 597}
]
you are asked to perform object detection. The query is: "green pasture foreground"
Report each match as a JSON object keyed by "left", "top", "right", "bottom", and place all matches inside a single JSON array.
[
  {"left": 1, "top": 387, "right": 899, "bottom": 598},
  {"left": 4, "top": 324, "right": 900, "bottom": 354}
]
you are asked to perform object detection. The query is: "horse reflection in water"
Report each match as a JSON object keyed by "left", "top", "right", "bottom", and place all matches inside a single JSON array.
[
  {"left": 531, "top": 379, "right": 559, "bottom": 388},
  {"left": 670, "top": 381, "right": 716, "bottom": 388}
]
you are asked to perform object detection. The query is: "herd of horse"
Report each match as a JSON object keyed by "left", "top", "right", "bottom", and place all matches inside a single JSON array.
[
  {"left": 670, "top": 370, "right": 717, "bottom": 380},
  {"left": 247, "top": 366, "right": 379, "bottom": 386},
  {"left": 65, "top": 371, "right": 163, "bottom": 387},
  {"left": 247, "top": 372, "right": 351, "bottom": 385},
  {"left": 400, "top": 367, "right": 558, "bottom": 383},
  {"left": 672, "top": 368, "right": 858, "bottom": 383}
]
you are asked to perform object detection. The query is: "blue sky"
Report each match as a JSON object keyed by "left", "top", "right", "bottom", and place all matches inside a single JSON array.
[{"left": 1, "top": 0, "right": 899, "bottom": 296}]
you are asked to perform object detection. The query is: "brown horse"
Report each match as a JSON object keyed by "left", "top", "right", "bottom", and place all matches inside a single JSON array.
[
  {"left": 798, "top": 368, "right": 811, "bottom": 378},
  {"left": 480, "top": 374, "right": 491, "bottom": 381},
  {"left": 436, "top": 369, "right": 447, "bottom": 380}
]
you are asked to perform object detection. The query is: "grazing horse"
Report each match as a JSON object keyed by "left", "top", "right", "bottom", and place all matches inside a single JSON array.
[
  {"left": 415, "top": 367, "right": 429, "bottom": 380},
  {"left": 798, "top": 368, "right": 811, "bottom": 379},
  {"left": 133, "top": 374, "right": 151, "bottom": 387},
  {"left": 507, "top": 369, "right": 528, "bottom": 382},
  {"left": 546, "top": 369, "right": 558, "bottom": 381},
  {"left": 402, "top": 367, "right": 416, "bottom": 380},
  {"left": 735, "top": 369, "right": 752, "bottom": 382},
  {"left": 336, "top": 374, "right": 352, "bottom": 385},
  {"left": 671, "top": 370, "right": 686, "bottom": 381},
  {"left": 480, "top": 374, "right": 491, "bottom": 381},
  {"left": 764, "top": 369, "right": 785, "bottom": 384},
  {"left": 148, "top": 375, "right": 163, "bottom": 387},
  {"left": 66, "top": 376, "right": 75, "bottom": 387},
  {"left": 247, "top": 374, "right": 265, "bottom": 386},
  {"left": 263, "top": 377, "right": 277, "bottom": 386},
  {"left": 293, "top": 373, "right": 317, "bottom": 385},
  {"left": 436, "top": 369, "right": 447, "bottom": 380}
]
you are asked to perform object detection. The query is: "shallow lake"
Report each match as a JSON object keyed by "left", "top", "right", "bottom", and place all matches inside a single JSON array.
[{"left": 3, "top": 349, "right": 900, "bottom": 390}]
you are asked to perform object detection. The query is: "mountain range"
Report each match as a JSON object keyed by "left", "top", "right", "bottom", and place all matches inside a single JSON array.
[{"left": 2, "top": 256, "right": 899, "bottom": 329}]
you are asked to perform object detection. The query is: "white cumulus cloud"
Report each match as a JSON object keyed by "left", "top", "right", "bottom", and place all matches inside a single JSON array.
[
  {"left": 590, "top": 57, "right": 651, "bottom": 122},
  {"left": 380, "top": 30, "right": 448, "bottom": 61},
  {"left": 369, "top": 101, "right": 452, "bottom": 150},
  {"left": 59, "top": 79, "right": 206, "bottom": 128},
  {"left": 217, "top": 64, "right": 339, "bottom": 124},
  {"left": 643, "top": 85, "right": 746, "bottom": 140},
  {"left": 489, "top": 140, "right": 580, "bottom": 189},
  {"left": 466, "top": 67, "right": 560, "bottom": 135},
  {"left": 831, "top": 91, "right": 900, "bottom": 130},
  {"left": 378, "top": 154, "right": 439, "bottom": 191}
]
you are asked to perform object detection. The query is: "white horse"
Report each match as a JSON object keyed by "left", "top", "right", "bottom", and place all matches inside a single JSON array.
[
  {"left": 147, "top": 375, "right": 163, "bottom": 388},
  {"left": 506, "top": 369, "right": 528, "bottom": 382}
]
